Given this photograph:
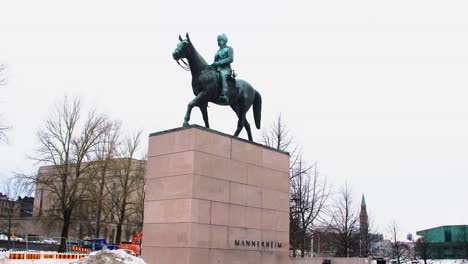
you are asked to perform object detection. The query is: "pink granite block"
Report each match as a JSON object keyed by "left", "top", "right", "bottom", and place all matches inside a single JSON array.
[
  {"left": 262, "top": 148, "right": 289, "bottom": 173},
  {"left": 190, "top": 199, "right": 212, "bottom": 224},
  {"left": 189, "top": 248, "right": 210, "bottom": 264},
  {"left": 261, "top": 230, "right": 283, "bottom": 252},
  {"left": 143, "top": 199, "right": 192, "bottom": 224},
  {"left": 247, "top": 164, "right": 264, "bottom": 187},
  {"left": 145, "top": 175, "right": 193, "bottom": 201},
  {"left": 262, "top": 188, "right": 289, "bottom": 212},
  {"left": 148, "top": 129, "right": 194, "bottom": 157},
  {"left": 146, "top": 151, "right": 194, "bottom": 178},
  {"left": 144, "top": 127, "right": 290, "bottom": 264},
  {"left": 261, "top": 251, "right": 276, "bottom": 264},
  {"left": 245, "top": 251, "right": 262, "bottom": 264},
  {"left": 227, "top": 227, "right": 262, "bottom": 251},
  {"left": 190, "top": 223, "right": 210, "bottom": 248},
  {"left": 261, "top": 209, "right": 277, "bottom": 231},
  {"left": 228, "top": 204, "right": 247, "bottom": 228},
  {"left": 276, "top": 252, "right": 289, "bottom": 264},
  {"left": 263, "top": 168, "right": 289, "bottom": 193},
  {"left": 210, "top": 225, "right": 228, "bottom": 249},
  {"left": 276, "top": 231, "right": 289, "bottom": 252},
  {"left": 246, "top": 185, "right": 262, "bottom": 208},
  {"left": 142, "top": 223, "right": 190, "bottom": 247},
  {"left": 226, "top": 250, "right": 261, "bottom": 264},
  {"left": 261, "top": 209, "right": 289, "bottom": 232},
  {"left": 192, "top": 174, "right": 230, "bottom": 203},
  {"left": 209, "top": 249, "right": 225, "bottom": 264},
  {"left": 277, "top": 211, "right": 289, "bottom": 232},
  {"left": 142, "top": 247, "right": 189, "bottom": 264},
  {"left": 245, "top": 206, "right": 262, "bottom": 229},
  {"left": 211, "top": 201, "right": 229, "bottom": 226},
  {"left": 193, "top": 152, "right": 230, "bottom": 181},
  {"left": 194, "top": 151, "right": 247, "bottom": 182},
  {"left": 229, "top": 182, "right": 247, "bottom": 206},
  {"left": 261, "top": 230, "right": 277, "bottom": 244},
  {"left": 229, "top": 159, "right": 249, "bottom": 184},
  {"left": 194, "top": 128, "right": 231, "bottom": 158},
  {"left": 144, "top": 198, "right": 210, "bottom": 224},
  {"left": 231, "top": 139, "right": 263, "bottom": 167}
]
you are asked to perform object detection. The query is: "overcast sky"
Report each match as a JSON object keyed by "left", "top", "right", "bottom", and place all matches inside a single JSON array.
[{"left": 1, "top": 0, "right": 467, "bottom": 239}]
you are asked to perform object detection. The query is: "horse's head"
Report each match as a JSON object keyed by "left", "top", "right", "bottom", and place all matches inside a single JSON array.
[{"left": 172, "top": 33, "right": 192, "bottom": 60}]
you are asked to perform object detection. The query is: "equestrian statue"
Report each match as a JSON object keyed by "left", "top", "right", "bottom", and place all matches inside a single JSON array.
[{"left": 172, "top": 33, "right": 262, "bottom": 142}]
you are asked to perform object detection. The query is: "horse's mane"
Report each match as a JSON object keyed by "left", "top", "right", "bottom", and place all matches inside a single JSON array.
[{"left": 188, "top": 42, "right": 208, "bottom": 67}]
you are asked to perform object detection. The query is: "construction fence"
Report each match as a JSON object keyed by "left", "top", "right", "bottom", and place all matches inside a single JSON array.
[{"left": 0, "top": 251, "right": 89, "bottom": 264}]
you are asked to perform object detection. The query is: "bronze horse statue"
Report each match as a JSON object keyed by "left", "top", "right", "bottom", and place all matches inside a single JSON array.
[{"left": 172, "top": 33, "right": 262, "bottom": 142}]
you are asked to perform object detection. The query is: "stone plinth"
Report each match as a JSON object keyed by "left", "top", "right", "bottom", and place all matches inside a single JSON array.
[{"left": 142, "top": 125, "right": 290, "bottom": 264}]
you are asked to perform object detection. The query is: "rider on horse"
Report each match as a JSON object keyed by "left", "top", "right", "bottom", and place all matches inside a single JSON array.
[{"left": 210, "top": 34, "right": 233, "bottom": 104}]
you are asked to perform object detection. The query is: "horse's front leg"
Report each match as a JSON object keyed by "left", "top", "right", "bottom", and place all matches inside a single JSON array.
[
  {"left": 183, "top": 92, "right": 206, "bottom": 127},
  {"left": 199, "top": 103, "right": 209, "bottom": 128}
]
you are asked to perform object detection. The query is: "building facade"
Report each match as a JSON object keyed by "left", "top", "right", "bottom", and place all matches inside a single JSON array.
[
  {"left": 416, "top": 225, "right": 468, "bottom": 259},
  {"left": 33, "top": 158, "right": 145, "bottom": 243},
  {"left": 0, "top": 193, "right": 34, "bottom": 218}
]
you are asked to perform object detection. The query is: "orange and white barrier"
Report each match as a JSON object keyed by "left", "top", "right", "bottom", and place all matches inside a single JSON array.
[
  {"left": 3, "top": 251, "right": 89, "bottom": 263},
  {"left": 69, "top": 246, "right": 91, "bottom": 254}
]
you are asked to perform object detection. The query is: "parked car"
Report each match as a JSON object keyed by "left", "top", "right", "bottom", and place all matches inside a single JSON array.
[
  {"left": 13, "top": 237, "right": 24, "bottom": 242},
  {"left": 42, "top": 238, "right": 59, "bottom": 244},
  {"left": 0, "top": 234, "right": 7, "bottom": 240}
]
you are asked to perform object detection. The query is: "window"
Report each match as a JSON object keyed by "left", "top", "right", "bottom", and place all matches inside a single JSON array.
[{"left": 445, "top": 230, "right": 452, "bottom": 242}]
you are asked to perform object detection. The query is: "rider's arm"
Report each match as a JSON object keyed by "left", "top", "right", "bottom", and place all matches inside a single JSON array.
[{"left": 216, "top": 47, "right": 234, "bottom": 66}]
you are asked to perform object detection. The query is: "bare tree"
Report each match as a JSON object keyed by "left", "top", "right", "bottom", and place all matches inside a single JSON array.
[
  {"left": 0, "top": 176, "right": 32, "bottom": 249},
  {"left": 260, "top": 114, "right": 330, "bottom": 257},
  {"left": 89, "top": 120, "right": 121, "bottom": 238},
  {"left": 389, "top": 220, "right": 409, "bottom": 264},
  {"left": 127, "top": 156, "right": 146, "bottom": 232},
  {"left": 260, "top": 114, "right": 301, "bottom": 172},
  {"left": 109, "top": 131, "right": 144, "bottom": 244},
  {"left": 261, "top": 114, "right": 294, "bottom": 152},
  {"left": 0, "top": 64, "right": 10, "bottom": 143},
  {"left": 330, "top": 183, "right": 360, "bottom": 257},
  {"left": 33, "top": 96, "right": 110, "bottom": 252},
  {"left": 0, "top": 64, "right": 6, "bottom": 86},
  {"left": 290, "top": 160, "right": 330, "bottom": 257},
  {"left": 414, "top": 232, "right": 431, "bottom": 264}
]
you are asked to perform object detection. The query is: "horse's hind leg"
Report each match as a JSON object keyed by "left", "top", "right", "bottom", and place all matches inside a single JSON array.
[
  {"left": 199, "top": 103, "right": 210, "bottom": 128},
  {"left": 234, "top": 109, "right": 246, "bottom": 138},
  {"left": 244, "top": 120, "right": 253, "bottom": 141}
]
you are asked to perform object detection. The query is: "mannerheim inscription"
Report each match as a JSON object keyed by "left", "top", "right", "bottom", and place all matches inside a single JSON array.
[{"left": 234, "top": 240, "right": 283, "bottom": 249}]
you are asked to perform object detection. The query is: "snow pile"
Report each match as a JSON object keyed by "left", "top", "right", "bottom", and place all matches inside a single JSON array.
[
  {"left": 71, "top": 250, "right": 146, "bottom": 264},
  {"left": 0, "top": 253, "right": 7, "bottom": 264}
]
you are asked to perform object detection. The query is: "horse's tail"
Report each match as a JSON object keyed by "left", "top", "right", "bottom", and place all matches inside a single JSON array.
[{"left": 253, "top": 90, "right": 262, "bottom": 129}]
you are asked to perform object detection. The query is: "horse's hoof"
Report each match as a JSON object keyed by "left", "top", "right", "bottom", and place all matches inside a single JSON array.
[{"left": 183, "top": 122, "right": 189, "bottom": 128}]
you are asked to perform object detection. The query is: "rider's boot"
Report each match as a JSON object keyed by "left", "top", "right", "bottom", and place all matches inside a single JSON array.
[{"left": 218, "top": 78, "right": 230, "bottom": 105}]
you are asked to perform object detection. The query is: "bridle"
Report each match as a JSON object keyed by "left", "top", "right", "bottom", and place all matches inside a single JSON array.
[{"left": 174, "top": 43, "right": 212, "bottom": 72}]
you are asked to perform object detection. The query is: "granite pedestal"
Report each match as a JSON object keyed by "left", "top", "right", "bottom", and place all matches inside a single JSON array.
[{"left": 142, "top": 125, "right": 290, "bottom": 264}]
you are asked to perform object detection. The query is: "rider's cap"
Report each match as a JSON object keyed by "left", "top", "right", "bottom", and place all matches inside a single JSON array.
[{"left": 217, "top": 34, "right": 228, "bottom": 42}]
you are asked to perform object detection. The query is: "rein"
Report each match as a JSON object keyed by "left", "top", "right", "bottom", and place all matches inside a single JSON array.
[
  {"left": 176, "top": 59, "right": 191, "bottom": 71},
  {"left": 176, "top": 59, "right": 213, "bottom": 72}
]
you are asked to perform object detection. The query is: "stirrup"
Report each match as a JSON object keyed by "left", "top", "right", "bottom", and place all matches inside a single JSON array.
[{"left": 217, "top": 96, "right": 229, "bottom": 105}]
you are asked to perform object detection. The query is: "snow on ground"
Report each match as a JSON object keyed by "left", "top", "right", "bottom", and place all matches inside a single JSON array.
[
  {"left": 71, "top": 250, "right": 146, "bottom": 264},
  {"left": 0, "top": 253, "right": 7, "bottom": 264}
]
